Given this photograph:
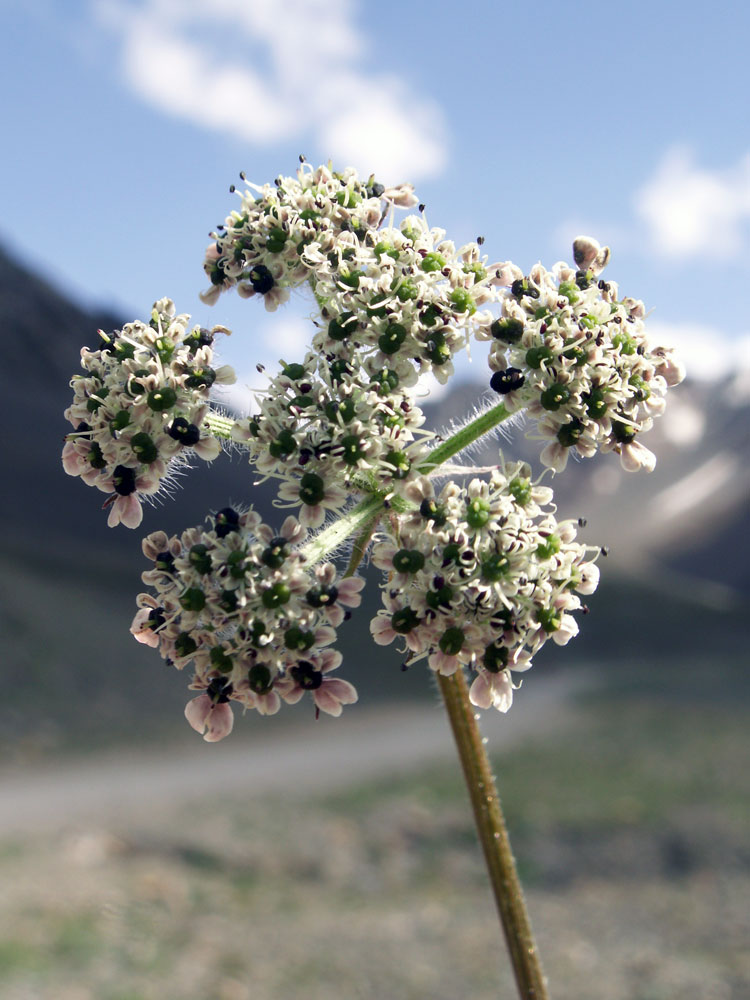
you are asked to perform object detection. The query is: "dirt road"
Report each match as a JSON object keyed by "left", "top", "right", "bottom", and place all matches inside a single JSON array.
[{"left": 0, "top": 672, "right": 583, "bottom": 837}]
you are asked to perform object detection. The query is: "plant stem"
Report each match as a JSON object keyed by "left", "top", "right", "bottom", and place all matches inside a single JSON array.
[
  {"left": 300, "top": 493, "right": 385, "bottom": 567},
  {"left": 417, "top": 400, "right": 510, "bottom": 475},
  {"left": 437, "top": 670, "right": 550, "bottom": 1000},
  {"left": 343, "top": 509, "right": 381, "bottom": 577},
  {"left": 300, "top": 401, "right": 514, "bottom": 567},
  {"left": 292, "top": 393, "right": 543, "bottom": 995},
  {"left": 204, "top": 410, "right": 236, "bottom": 439}
]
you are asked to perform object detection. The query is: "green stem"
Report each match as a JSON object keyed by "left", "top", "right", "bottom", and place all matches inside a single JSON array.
[
  {"left": 437, "top": 670, "right": 550, "bottom": 1000},
  {"left": 294, "top": 396, "right": 544, "bottom": 996},
  {"left": 204, "top": 411, "right": 236, "bottom": 439},
  {"left": 417, "top": 401, "right": 510, "bottom": 475},
  {"left": 300, "top": 493, "right": 384, "bottom": 567},
  {"left": 299, "top": 402, "right": 514, "bottom": 568},
  {"left": 343, "top": 510, "right": 381, "bottom": 577}
]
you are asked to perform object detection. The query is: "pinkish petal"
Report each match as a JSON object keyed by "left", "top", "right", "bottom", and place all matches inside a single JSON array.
[
  {"left": 314, "top": 679, "right": 358, "bottom": 717},
  {"left": 490, "top": 672, "right": 514, "bottom": 713},
  {"left": 621, "top": 440, "right": 656, "bottom": 473},
  {"left": 254, "top": 691, "right": 281, "bottom": 716},
  {"left": 203, "top": 703, "right": 234, "bottom": 742},
  {"left": 62, "top": 442, "right": 85, "bottom": 476},
  {"left": 129, "top": 609, "right": 160, "bottom": 647},
  {"left": 184, "top": 693, "right": 212, "bottom": 734},
  {"left": 370, "top": 616, "right": 396, "bottom": 645},
  {"left": 540, "top": 441, "right": 570, "bottom": 473},
  {"left": 107, "top": 494, "right": 143, "bottom": 529},
  {"left": 193, "top": 437, "right": 221, "bottom": 461},
  {"left": 338, "top": 577, "right": 365, "bottom": 607},
  {"left": 468, "top": 672, "right": 493, "bottom": 710},
  {"left": 323, "top": 678, "right": 358, "bottom": 704}
]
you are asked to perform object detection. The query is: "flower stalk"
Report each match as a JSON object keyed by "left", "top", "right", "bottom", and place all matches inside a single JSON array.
[
  {"left": 204, "top": 411, "right": 236, "bottom": 439},
  {"left": 417, "top": 400, "right": 511, "bottom": 474},
  {"left": 437, "top": 669, "right": 549, "bottom": 1000},
  {"left": 300, "top": 404, "right": 514, "bottom": 567}
]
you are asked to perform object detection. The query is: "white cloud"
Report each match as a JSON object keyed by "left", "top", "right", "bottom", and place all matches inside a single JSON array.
[
  {"left": 646, "top": 319, "right": 750, "bottom": 381},
  {"left": 635, "top": 147, "right": 750, "bottom": 259},
  {"left": 93, "top": 0, "right": 447, "bottom": 182}
]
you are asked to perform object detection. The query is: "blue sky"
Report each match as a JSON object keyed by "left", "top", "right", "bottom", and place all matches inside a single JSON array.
[{"left": 3, "top": 0, "right": 750, "bottom": 401}]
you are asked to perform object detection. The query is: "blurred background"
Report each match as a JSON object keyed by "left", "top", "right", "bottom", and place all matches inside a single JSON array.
[{"left": 1, "top": 2, "right": 749, "bottom": 998}]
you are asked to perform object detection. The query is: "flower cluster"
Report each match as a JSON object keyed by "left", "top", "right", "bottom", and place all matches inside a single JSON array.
[
  {"left": 484, "top": 238, "right": 685, "bottom": 472},
  {"left": 211, "top": 161, "right": 522, "bottom": 517},
  {"left": 130, "top": 507, "right": 364, "bottom": 739},
  {"left": 231, "top": 349, "right": 434, "bottom": 524},
  {"left": 201, "top": 161, "right": 406, "bottom": 308},
  {"left": 307, "top": 214, "right": 508, "bottom": 385},
  {"left": 59, "top": 162, "right": 684, "bottom": 741},
  {"left": 63, "top": 299, "right": 235, "bottom": 527},
  {"left": 369, "top": 465, "right": 599, "bottom": 712},
  {"left": 206, "top": 162, "right": 512, "bottom": 383}
]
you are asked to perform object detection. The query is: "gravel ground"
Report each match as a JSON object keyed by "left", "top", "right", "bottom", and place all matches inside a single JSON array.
[
  {"left": 1, "top": 669, "right": 747, "bottom": 1000},
  {"left": 0, "top": 796, "right": 748, "bottom": 1000}
]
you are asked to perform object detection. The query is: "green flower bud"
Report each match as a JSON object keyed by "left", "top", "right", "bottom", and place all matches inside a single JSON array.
[
  {"left": 490, "top": 317, "right": 524, "bottom": 343},
  {"left": 466, "top": 497, "right": 491, "bottom": 529},
  {"left": 509, "top": 477, "right": 531, "bottom": 506},
  {"left": 299, "top": 472, "right": 325, "bottom": 505},
  {"left": 583, "top": 387, "right": 608, "bottom": 418},
  {"left": 340, "top": 434, "right": 366, "bottom": 466},
  {"left": 483, "top": 642, "right": 509, "bottom": 673},
  {"left": 268, "top": 429, "right": 297, "bottom": 459},
  {"left": 392, "top": 549, "right": 425, "bottom": 574},
  {"left": 180, "top": 587, "right": 206, "bottom": 612},
  {"left": 557, "top": 418, "right": 583, "bottom": 448},
  {"left": 383, "top": 450, "right": 411, "bottom": 479},
  {"left": 147, "top": 387, "right": 177, "bottom": 412},
  {"left": 261, "top": 582, "right": 291, "bottom": 609},
  {"left": 328, "top": 312, "right": 357, "bottom": 341},
  {"left": 481, "top": 553, "right": 510, "bottom": 582},
  {"left": 420, "top": 252, "right": 446, "bottom": 272},
  {"left": 266, "top": 227, "right": 287, "bottom": 253},
  {"left": 174, "top": 632, "right": 198, "bottom": 657},
  {"left": 210, "top": 646, "right": 233, "bottom": 673},
  {"left": 525, "top": 345, "right": 553, "bottom": 369},
  {"left": 248, "top": 663, "right": 274, "bottom": 694},
  {"left": 284, "top": 626, "right": 315, "bottom": 651},
  {"left": 130, "top": 431, "right": 158, "bottom": 464},
  {"left": 378, "top": 323, "right": 407, "bottom": 355},
  {"left": 540, "top": 384, "right": 571, "bottom": 411},
  {"left": 189, "top": 543, "right": 212, "bottom": 574},
  {"left": 536, "top": 535, "right": 560, "bottom": 560},
  {"left": 439, "top": 627, "right": 465, "bottom": 656},
  {"left": 536, "top": 606, "right": 561, "bottom": 632},
  {"left": 261, "top": 536, "right": 288, "bottom": 569},
  {"left": 449, "top": 287, "right": 476, "bottom": 315},
  {"left": 391, "top": 607, "right": 420, "bottom": 634}
]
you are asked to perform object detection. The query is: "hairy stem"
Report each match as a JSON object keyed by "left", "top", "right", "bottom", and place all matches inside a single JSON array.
[
  {"left": 204, "top": 410, "right": 236, "bottom": 439},
  {"left": 437, "top": 670, "right": 550, "bottom": 1000},
  {"left": 343, "top": 510, "right": 381, "bottom": 577},
  {"left": 300, "top": 493, "right": 385, "bottom": 566},
  {"left": 299, "top": 402, "right": 514, "bottom": 567},
  {"left": 417, "top": 400, "right": 510, "bottom": 475}
]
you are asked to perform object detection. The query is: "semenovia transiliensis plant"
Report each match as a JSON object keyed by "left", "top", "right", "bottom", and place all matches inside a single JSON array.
[{"left": 62, "top": 159, "right": 684, "bottom": 999}]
